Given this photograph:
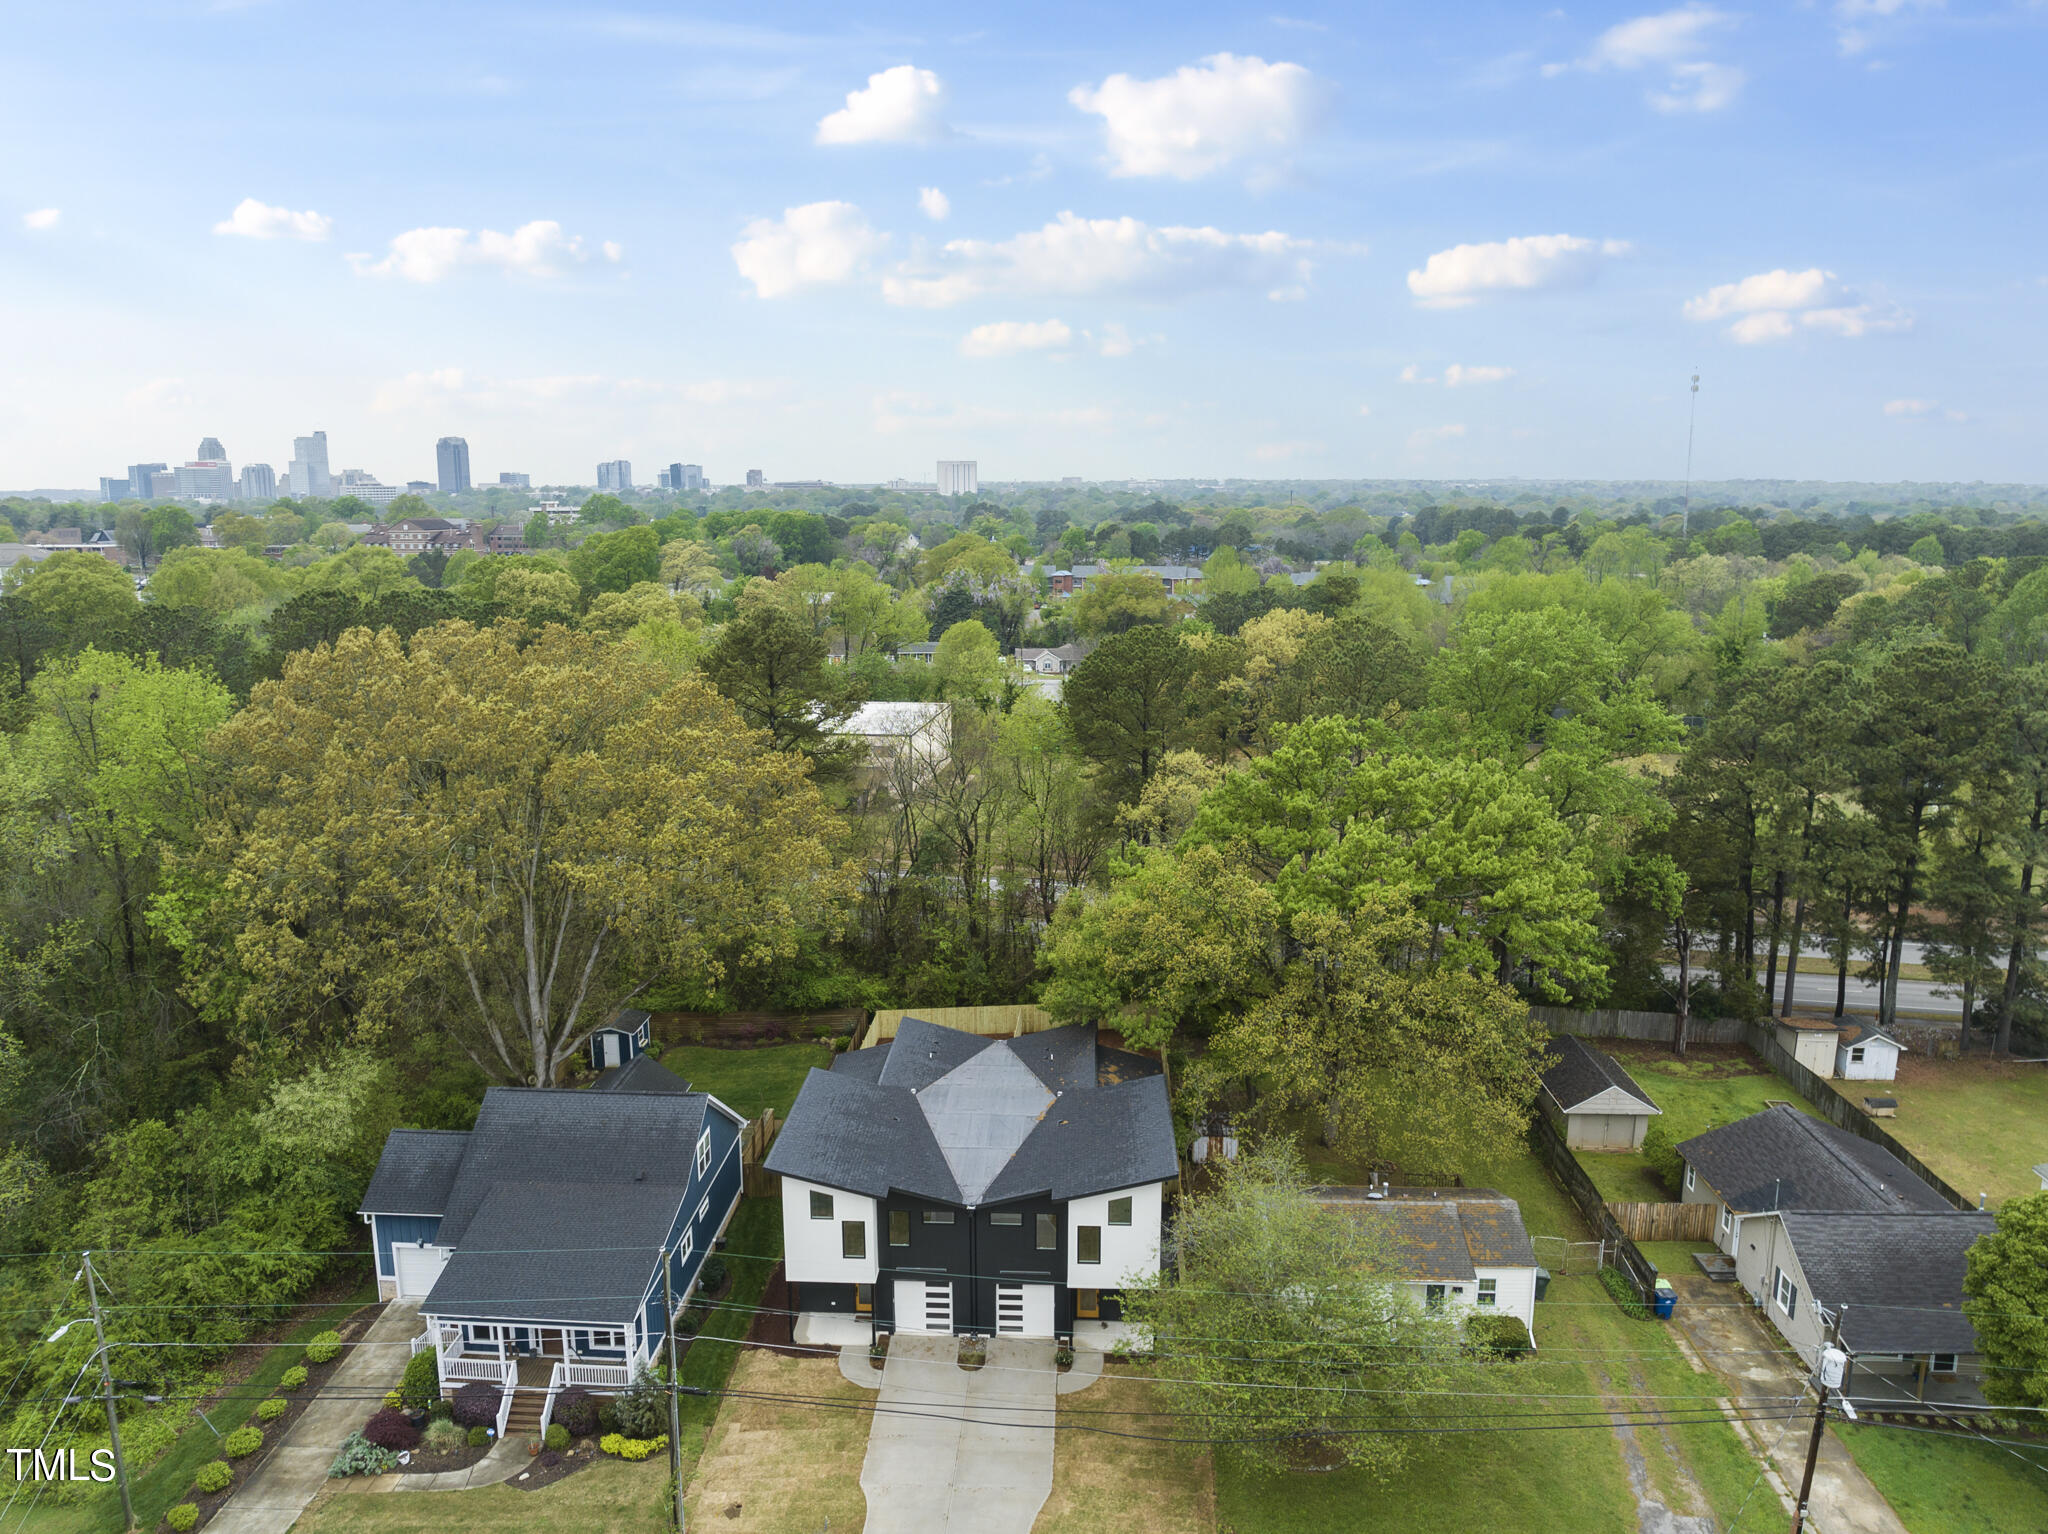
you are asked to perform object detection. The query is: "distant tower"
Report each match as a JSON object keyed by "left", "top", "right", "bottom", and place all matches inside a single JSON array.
[
  {"left": 436, "top": 436, "right": 472, "bottom": 494},
  {"left": 288, "top": 431, "right": 332, "bottom": 498},
  {"left": 239, "top": 463, "right": 277, "bottom": 501},
  {"left": 937, "top": 459, "right": 978, "bottom": 497},
  {"left": 597, "top": 460, "right": 633, "bottom": 493},
  {"left": 196, "top": 436, "right": 226, "bottom": 461}
]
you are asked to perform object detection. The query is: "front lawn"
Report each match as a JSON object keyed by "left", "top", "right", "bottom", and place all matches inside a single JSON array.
[
  {"left": 1038, "top": 1374, "right": 1214, "bottom": 1534},
  {"left": 654, "top": 1043, "right": 833, "bottom": 1121},
  {"left": 297, "top": 1456, "right": 671, "bottom": 1532},
  {"left": 1870, "top": 1053, "right": 2048, "bottom": 1209},
  {"left": 682, "top": 1350, "right": 870, "bottom": 1532},
  {"left": 1835, "top": 1421, "right": 2048, "bottom": 1534}
]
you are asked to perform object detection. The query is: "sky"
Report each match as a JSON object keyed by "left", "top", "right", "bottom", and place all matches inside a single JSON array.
[{"left": 3, "top": 2, "right": 2045, "bottom": 489}]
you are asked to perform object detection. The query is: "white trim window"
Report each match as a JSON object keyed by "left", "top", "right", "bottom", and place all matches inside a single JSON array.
[
  {"left": 1850, "top": 1046, "right": 1866, "bottom": 1064},
  {"left": 1773, "top": 1267, "right": 1798, "bottom": 1319},
  {"left": 697, "top": 1194, "right": 711, "bottom": 1223},
  {"left": 1684, "top": 1164, "right": 1696, "bottom": 1193},
  {"left": 1719, "top": 1206, "right": 1732, "bottom": 1238},
  {"left": 1931, "top": 1353, "right": 1958, "bottom": 1374},
  {"left": 1477, "top": 1278, "right": 1497, "bottom": 1308},
  {"left": 695, "top": 1129, "right": 713, "bottom": 1176}
]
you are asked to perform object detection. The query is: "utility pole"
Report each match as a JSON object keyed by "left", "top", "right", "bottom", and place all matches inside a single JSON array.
[
  {"left": 1791, "top": 1318, "right": 1847, "bottom": 1534},
  {"left": 661, "top": 1246, "right": 685, "bottom": 1533},
  {"left": 83, "top": 1253, "right": 135, "bottom": 1532}
]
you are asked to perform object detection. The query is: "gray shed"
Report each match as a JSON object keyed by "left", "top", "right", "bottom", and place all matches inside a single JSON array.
[{"left": 1539, "top": 1036, "right": 1662, "bottom": 1151}]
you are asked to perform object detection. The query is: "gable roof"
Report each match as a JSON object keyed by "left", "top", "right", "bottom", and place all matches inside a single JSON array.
[
  {"left": 422, "top": 1181, "right": 685, "bottom": 1325},
  {"left": 1835, "top": 1023, "right": 1904, "bottom": 1051},
  {"left": 766, "top": 1020, "right": 1178, "bottom": 1206},
  {"left": 590, "top": 1054, "right": 693, "bottom": 1094},
  {"left": 1540, "top": 1036, "right": 1660, "bottom": 1116},
  {"left": 360, "top": 1129, "right": 470, "bottom": 1216},
  {"left": 1678, "top": 1104, "right": 1954, "bottom": 1215},
  {"left": 1316, "top": 1189, "right": 1538, "bottom": 1280},
  {"left": 1775, "top": 1210, "right": 1995, "bottom": 1357}
]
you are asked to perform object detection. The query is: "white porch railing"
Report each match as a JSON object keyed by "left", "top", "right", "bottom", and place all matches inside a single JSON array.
[
  {"left": 561, "top": 1359, "right": 632, "bottom": 1389},
  {"left": 539, "top": 1363, "right": 563, "bottom": 1435},
  {"left": 441, "top": 1355, "right": 509, "bottom": 1382}
]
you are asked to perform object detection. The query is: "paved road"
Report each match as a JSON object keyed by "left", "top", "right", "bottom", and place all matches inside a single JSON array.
[
  {"left": 1663, "top": 965, "right": 1965, "bottom": 1019},
  {"left": 856, "top": 1334, "right": 1059, "bottom": 1534}
]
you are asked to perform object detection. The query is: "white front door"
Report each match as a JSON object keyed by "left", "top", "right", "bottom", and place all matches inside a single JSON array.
[
  {"left": 393, "top": 1243, "right": 452, "bottom": 1301},
  {"left": 894, "top": 1279, "right": 953, "bottom": 1334},
  {"left": 994, "top": 1282, "right": 1054, "bottom": 1337}
]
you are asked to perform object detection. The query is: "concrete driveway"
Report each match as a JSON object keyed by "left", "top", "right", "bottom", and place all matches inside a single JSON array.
[
  {"left": 1665, "top": 1275, "right": 1906, "bottom": 1534},
  {"left": 856, "top": 1334, "right": 1060, "bottom": 1534},
  {"left": 206, "top": 1301, "right": 419, "bottom": 1534}
]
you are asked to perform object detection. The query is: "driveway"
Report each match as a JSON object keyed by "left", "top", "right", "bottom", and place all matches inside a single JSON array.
[
  {"left": 206, "top": 1301, "right": 419, "bottom": 1534},
  {"left": 1665, "top": 1274, "right": 1907, "bottom": 1534},
  {"left": 856, "top": 1334, "right": 1060, "bottom": 1534}
]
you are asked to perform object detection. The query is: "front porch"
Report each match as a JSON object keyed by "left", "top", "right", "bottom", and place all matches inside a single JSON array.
[{"left": 414, "top": 1316, "right": 649, "bottom": 1439}]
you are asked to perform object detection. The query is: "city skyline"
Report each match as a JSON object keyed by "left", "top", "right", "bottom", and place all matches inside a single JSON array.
[{"left": 5, "top": 3, "right": 2046, "bottom": 486}]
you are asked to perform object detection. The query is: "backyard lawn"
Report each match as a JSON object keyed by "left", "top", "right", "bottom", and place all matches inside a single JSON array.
[
  {"left": 1870, "top": 1053, "right": 2048, "bottom": 1209},
  {"left": 1835, "top": 1421, "right": 2048, "bottom": 1534},
  {"left": 655, "top": 1041, "right": 833, "bottom": 1120}
]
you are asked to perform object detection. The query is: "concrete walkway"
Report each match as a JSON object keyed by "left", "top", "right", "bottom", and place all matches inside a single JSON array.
[
  {"left": 1667, "top": 1274, "right": 1908, "bottom": 1534},
  {"left": 856, "top": 1335, "right": 1064, "bottom": 1534},
  {"left": 205, "top": 1301, "right": 419, "bottom": 1534},
  {"left": 395, "top": 1435, "right": 531, "bottom": 1491}
]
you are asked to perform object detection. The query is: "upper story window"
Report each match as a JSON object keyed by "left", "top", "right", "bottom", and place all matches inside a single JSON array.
[
  {"left": 990, "top": 1212, "right": 1023, "bottom": 1227},
  {"left": 1035, "top": 1213, "right": 1057, "bottom": 1251},
  {"left": 1077, "top": 1227, "right": 1102, "bottom": 1265},
  {"left": 889, "top": 1211, "right": 910, "bottom": 1246},
  {"left": 1108, "top": 1196, "right": 1133, "bottom": 1226},
  {"left": 923, "top": 1210, "right": 955, "bottom": 1225},
  {"left": 809, "top": 1190, "right": 833, "bottom": 1220},
  {"left": 843, "top": 1220, "right": 867, "bottom": 1261},
  {"left": 695, "top": 1129, "right": 713, "bottom": 1176}
]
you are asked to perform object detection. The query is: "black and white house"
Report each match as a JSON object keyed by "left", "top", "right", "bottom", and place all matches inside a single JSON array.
[{"left": 765, "top": 1017, "right": 1179, "bottom": 1345}]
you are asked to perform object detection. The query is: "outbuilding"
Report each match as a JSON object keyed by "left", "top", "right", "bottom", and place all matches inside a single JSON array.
[
  {"left": 1834, "top": 1023, "right": 1904, "bottom": 1082},
  {"left": 1538, "top": 1035, "right": 1662, "bottom": 1151}
]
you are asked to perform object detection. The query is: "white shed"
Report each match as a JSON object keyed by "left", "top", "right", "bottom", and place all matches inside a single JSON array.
[
  {"left": 1834, "top": 1023, "right": 1903, "bottom": 1081},
  {"left": 1774, "top": 1018, "right": 1842, "bottom": 1077}
]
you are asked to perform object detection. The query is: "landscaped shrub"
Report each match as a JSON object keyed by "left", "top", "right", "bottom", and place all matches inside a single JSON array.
[
  {"left": 1641, "top": 1121, "right": 1683, "bottom": 1196},
  {"left": 467, "top": 1425, "right": 491, "bottom": 1449},
  {"left": 450, "top": 1381, "right": 501, "bottom": 1429},
  {"left": 612, "top": 1366, "right": 667, "bottom": 1438},
  {"left": 279, "top": 1365, "right": 309, "bottom": 1391},
  {"left": 362, "top": 1409, "right": 420, "bottom": 1452},
  {"left": 551, "top": 1386, "right": 598, "bottom": 1437},
  {"left": 1465, "top": 1314, "right": 1533, "bottom": 1357},
  {"left": 597, "top": 1400, "right": 620, "bottom": 1434},
  {"left": 599, "top": 1433, "right": 669, "bottom": 1461},
  {"left": 382, "top": 1390, "right": 402, "bottom": 1409},
  {"left": 697, "top": 1256, "right": 729, "bottom": 1293},
  {"left": 166, "top": 1504, "right": 199, "bottom": 1532},
  {"left": 328, "top": 1433, "right": 399, "bottom": 1477},
  {"left": 304, "top": 1331, "right": 343, "bottom": 1364},
  {"left": 399, "top": 1348, "right": 440, "bottom": 1411},
  {"left": 193, "top": 1461, "right": 233, "bottom": 1494},
  {"left": 256, "top": 1397, "right": 289, "bottom": 1422},
  {"left": 1601, "top": 1265, "right": 1651, "bottom": 1319},
  {"left": 543, "top": 1423, "right": 569, "bottom": 1451},
  {"left": 223, "top": 1426, "right": 263, "bottom": 1459},
  {"left": 422, "top": 1418, "right": 464, "bottom": 1456},
  {"left": 427, "top": 1398, "right": 454, "bottom": 1422}
]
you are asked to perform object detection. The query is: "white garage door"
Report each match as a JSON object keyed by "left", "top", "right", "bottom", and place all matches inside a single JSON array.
[
  {"left": 894, "top": 1279, "right": 954, "bottom": 1334},
  {"left": 994, "top": 1282, "right": 1054, "bottom": 1337},
  {"left": 393, "top": 1243, "right": 452, "bottom": 1301}
]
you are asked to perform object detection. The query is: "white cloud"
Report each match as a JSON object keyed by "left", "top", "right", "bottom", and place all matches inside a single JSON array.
[
  {"left": 1092, "top": 322, "right": 1139, "bottom": 358},
  {"left": 126, "top": 377, "right": 191, "bottom": 409},
  {"left": 731, "top": 201, "right": 885, "bottom": 298},
  {"left": 919, "top": 186, "right": 950, "bottom": 221},
  {"left": 1444, "top": 364, "right": 1513, "bottom": 387},
  {"left": 1884, "top": 398, "right": 1936, "bottom": 417},
  {"left": 1684, "top": 267, "right": 1911, "bottom": 342},
  {"left": 348, "top": 220, "right": 590, "bottom": 281},
  {"left": 1399, "top": 363, "right": 1423, "bottom": 382},
  {"left": 883, "top": 211, "right": 1313, "bottom": 308},
  {"left": 1357, "top": 404, "right": 1372, "bottom": 417},
  {"left": 1068, "top": 52, "right": 1323, "bottom": 181},
  {"left": 960, "top": 319, "right": 1073, "bottom": 358},
  {"left": 214, "top": 197, "right": 333, "bottom": 241},
  {"left": 1558, "top": 5, "right": 1745, "bottom": 113},
  {"left": 1254, "top": 440, "right": 1323, "bottom": 461},
  {"left": 1834, "top": 0, "right": 1940, "bottom": 59},
  {"left": 602, "top": 241, "right": 624, "bottom": 262},
  {"left": 816, "top": 64, "right": 948, "bottom": 145},
  {"left": 22, "top": 208, "right": 60, "bottom": 231},
  {"left": 1407, "top": 234, "right": 1629, "bottom": 308}
]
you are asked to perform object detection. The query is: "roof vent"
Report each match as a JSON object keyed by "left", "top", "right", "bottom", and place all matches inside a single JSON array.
[{"left": 635, "top": 1171, "right": 646, "bottom": 1182}]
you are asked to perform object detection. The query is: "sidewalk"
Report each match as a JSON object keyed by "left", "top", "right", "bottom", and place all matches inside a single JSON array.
[{"left": 204, "top": 1301, "right": 419, "bottom": 1534}]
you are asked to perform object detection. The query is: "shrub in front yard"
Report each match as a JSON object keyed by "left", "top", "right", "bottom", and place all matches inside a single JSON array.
[
  {"left": 427, "top": 1398, "right": 453, "bottom": 1422},
  {"left": 279, "top": 1365, "right": 308, "bottom": 1391},
  {"left": 1465, "top": 1314, "right": 1533, "bottom": 1357},
  {"left": 551, "top": 1386, "right": 597, "bottom": 1436},
  {"left": 467, "top": 1425, "right": 491, "bottom": 1449},
  {"left": 304, "top": 1331, "right": 343, "bottom": 1364},
  {"left": 222, "top": 1426, "right": 263, "bottom": 1459},
  {"left": 422, "top": 1419, "right": 464, "bottom": 1455},
  {"left": 599, "top": 1433, "right": 668, "bottom": 1461},
  {"left": 328, "top": 1433, "right": 399, "bottom": 1477},
  {"left": 450, "top": 1381, "right": 501, "bottom": 1429},
  {"left": 193, "top": 1461, "right": 233, "bottom": 1495},
  {"left": 256, "top": 1397, "right": 289, "bottom": 1422},
  {"left": 597, "top": 1400, "right": 619, "bottom": 1433},
  {"left": 543, "top": 1423, "right": 569, "bottom": 1451},
  {"left": 697, "top": 1256, "right": 729, "bottom": 1293},
  {"left": 166, "top": 1504, "right": 199, "bottom": 1533},
  {"left": 612, "top": 1366, "right": 667, "bottom": 1438},
  {"left": 399, "top": 1349, "right": 440, "bottom": 1411},
  {"left": 364, "top": 1408, "right": 420, "bottom": 1452}
]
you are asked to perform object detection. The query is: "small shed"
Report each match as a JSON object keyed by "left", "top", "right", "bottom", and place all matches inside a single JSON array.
[
  {"left": 587, "top": 1008, "right": 651, "bottom": 1073},
  {"left": 1539, "top": 1036, "right": 1661, "bottom": 1151},
  {"left": 1774, "top": 1017, "right": 1841, "bottom": 1077},
  {"left": 1834, "top": 1023, "right": 1903, "bottom": 1082}
]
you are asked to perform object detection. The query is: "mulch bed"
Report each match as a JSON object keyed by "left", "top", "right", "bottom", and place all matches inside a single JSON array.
[
  {"left": 505, "top": 1438, "right": 609, "bottom": 1492},
  {"left": 743, "top": 1264, "right": 804, "bottom": 1355},
  {"left": 394, "top": 1433, "right": 495, "bottom": 1475}
]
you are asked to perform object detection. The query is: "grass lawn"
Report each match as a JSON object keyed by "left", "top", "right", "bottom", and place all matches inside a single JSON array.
[
  {"left": 683, "top": 1351, "right": 869, "bottom": 1533},
  {"left": 1870, "top": 1053, "right": 2048, "bottom": 1209},
  {"left": 298, "top": 1457, "right": 672, "bottom": 1532},
  {"left": 655, "top": 1043, "right": 833, "bottom": 1121},
  {"left": 1038, "top": 1374, "right": 1214, "bottom": 1534},
  {"left": 1835, "top": 1422, "right": 2048, "bottom": 1534},
  {"left": 677, "top": 1196, "right": 783, "bottom": 1479}
]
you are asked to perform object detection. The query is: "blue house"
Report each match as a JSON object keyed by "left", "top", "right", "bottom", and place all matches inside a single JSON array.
[{"left": 359, "top": 1062, "right": 745, "bottom": 1411}]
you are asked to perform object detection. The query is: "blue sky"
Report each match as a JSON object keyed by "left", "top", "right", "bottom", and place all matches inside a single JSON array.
[{"left": 4, "top": 2, "right": 2045, "bottom": 488}]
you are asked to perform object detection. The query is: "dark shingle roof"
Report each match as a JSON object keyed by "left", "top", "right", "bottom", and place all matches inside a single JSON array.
[
  {"left": 1678, "top": 1105, "right": 1954, "bottom": 1215},
  {"left": 826, "top": 1041, "right": 893, "bottom": 1084},
  {"left": 590, "top": 1054, "right": 693, "bottom": 1094},
  {"left": 361, "top": 1129, "right": 470, "bottom": 1216},
  {"left": 422, "top": 1181, "right": 684, "bottom": 1325},
  {"left": 1318, "top": 1189, "right": 1538, "bottom": 1278},
  {"left": 1835, "top": 1023, "right": 1903, "bottom": 1051},
  {"left": 1540, "top": 1035, "right": 1659, "bottom": 1115},
  {"left": 983, "top": 1073, "right": 1179, "bottom": 1203},
  {"left": 1777, "top": 1211, "right": 1995, "bottom": 1356},
  {"left": 875, "top": 1017, "right": 989, "bottom": 1091},
  {"left": 765, "top": 1067, "right": 959, "bottom": 1202}
]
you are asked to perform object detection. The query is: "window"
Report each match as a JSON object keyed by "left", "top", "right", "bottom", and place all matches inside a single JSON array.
[
  {"left": 922, "top": 1210, "right": 955, "bottom": 1225},
  {"left": 1425, "top": 1284, "right": 1446, "bottom": 1309},
  {"left": 889, "top": 1211, "right": 910, "bottom": 1247},
  {"left": 1035, "top": 1213, "right": 1057, "bottom": 1251},
  {"left": 1773, "top": 1268, "right": 1798, "bottom": 1319},
  {"left": 842, "top": 1220, "right": 866, "bottom": 1261},
  {"left": 678, "top": 1227, "right": 693, "bottom": 1266},
  {"left": 810, "top": 1190, "right": 833, "bottom": 1220},
  {"left": 1108, "top": 1196, "right": 1133, "bottom": 1227},
  {"left": 1074, "top": 1289, "right": 1101, "bottom": 1320},
  {"left": 1931, "top": 1353, "right": 1957, "bottom": 1374},
  {"left": 990, "top": 1212, "right": 1023, "bottom": 1227},
  {"left": 1477, "top": 1278, "right": 1497, "bottom": 1308},
  {"left": 1684, "top": 1164, "right": 1695, "bottom": 1192},
  {"left": 697, "top": 1195, "right": 711, "bottom": 1223},
  {"left": 1719, "top": 1207, "right": 1732, "bottom": 1238},
  {"left": 695, "top": 1130, "right": 712, "bottom": 1176},
  {"left": 1850, "top": 1046, "right": 1866, "bottom": 1064},
  {"left": 1078, "top": 1226, "right": 1102, "bottom": 1265}
]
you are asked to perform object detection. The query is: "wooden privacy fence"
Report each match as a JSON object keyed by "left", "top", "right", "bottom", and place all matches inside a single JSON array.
[
  {"left": 862, "top": 1005, "right": 1054, "bottom": 1051},
  {"left": 1530, "top": 1006, "right": 1747, "bottom": 1047},
  {"left": 1529, "top": 1113, "right": 1660, "bottom": 1303},
  {"left": 1604, "top": 1201, "right": 1718, "bottom": 1243},
  {"left": 741, "top": 1108, "right": 781, "bottom": 1199}
]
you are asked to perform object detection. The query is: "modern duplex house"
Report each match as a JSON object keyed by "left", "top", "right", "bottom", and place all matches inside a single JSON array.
[{"left": 765, "top": 1017, "right": 1179, "bottom": 1344}]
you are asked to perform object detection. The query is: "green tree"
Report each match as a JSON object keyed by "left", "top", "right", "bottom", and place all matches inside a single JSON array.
[
  {"left": 1963, "top": 1192, "right": 2048, "bottom": 1408},
  {"left": 1061, "top": 625, "right": 1196, "bottom": 806},
  {"left": 1907, "top": 533, "right": 1947, "bottom": 567},
  {"left": 147, "top": 547, "right": 291, "bottom": 615},
  {"left": 568, "top": 526, "right": 661, "bottom": 593},
  {"left": 1070, "top": 570, "right": 1174, "bottom": 637},
  {"left": 931, "top": 620, "right": 1005, "bottom": 709},
  {"left": 297, "top": 546, "right": 419, "bottom": 601},
  {"left": 1200, "top": 545, "right": 1261, "bottom": 597},
  {"left": 9, "top": 551, "right": 138, "bottom": 643},
  {"left": 115, "top": 505, "right": 198, "bottom": 569},
  {"left": 701, "top": 586, "right": 860, "bottom": 762}
]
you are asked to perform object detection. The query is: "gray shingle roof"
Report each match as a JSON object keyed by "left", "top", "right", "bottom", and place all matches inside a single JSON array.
[
  {"left": 361, "top": 1129, "right": 470, "bottom": 1216},
  {"left": 875, "top": 1017, "right": 988, "bottom": 1091},
  {"left": 1776, "top": 1211, "right": 1995, "bottom": 1357},
  {"left": 1678, "top": 1104, "right": 1954, "bottom": 1215},
  {"left": 1540, "top": 1035, "right": 1659, "bottom": 1115},
  {"left": 1317, "top": 1189, "right": 1538, "bottom": 1278},
  {"left": 422, "top": 1181, "right": 685, "bottom": 1325},
  {"left": 590, "top": 1054, "right": 693, "bottom": 1094}
]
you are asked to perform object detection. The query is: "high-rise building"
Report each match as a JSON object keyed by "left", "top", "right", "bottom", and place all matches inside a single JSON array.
[
  {"left": 678, "top": 463, "right": 704, "bottom": 492},
  {"left": 127, "top": 462, "right": 168, "bottom": 499},
  {"left": 745, "top": 469, "right": 765, "bottom": 488},
  {"left": 196, "top": 436, "right": 226, "bottom": 461},
  {"left": 239, "top": 463, "right": 277, "bottom": 501},
  {"left": 436, "top": 436, "right": 472, "bottom": 494},
  {"left": 498, "top": 472, "right": 531, "bottom": 489},
  {"left": 937, "top": 460, "right": 978, "bottom": 497},
  {"left": 597, "top": 460, "right": 632, "bottom": 493},
  {"left": 287, "top": 432, "right": 332, "bottom": 498},
  {"left": 174, "top": 458, "right": 235, "bottom": 500},
  {"left": 98, "top": 477, "right": 131, "bottom": 502}
]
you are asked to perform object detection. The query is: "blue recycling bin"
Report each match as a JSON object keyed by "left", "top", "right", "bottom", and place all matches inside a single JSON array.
[{"left": 1653, "top": 1278, "right": 1676, "bottom": 1320}]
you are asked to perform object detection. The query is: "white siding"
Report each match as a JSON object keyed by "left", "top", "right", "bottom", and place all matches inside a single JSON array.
[
  {"left": 780, "top": 1177, "right": 879, "bottom": 1285},
  {"left": 1681, "top": 1166, "right": 1739, "bottom": 1255},
  {"left": 1396, "top": 1267, "right": 1539, "bottom": 1341},
  {"left": 1067, "top": 1183, "right": 1165, "bottom": 1288},
  {"left": 1733, "top": 1214, "right": 1826, "bottom": 1367},
  {"left": 1566, "top": 1111, "right": 1651, "bottom": 1152},
  {"left": 1835, "top": 1039, "right": 1900, "bottom": 1081},
  {"left": 1777, "top": 1027, "right": 1838, "bottom": 1076}
]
